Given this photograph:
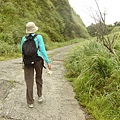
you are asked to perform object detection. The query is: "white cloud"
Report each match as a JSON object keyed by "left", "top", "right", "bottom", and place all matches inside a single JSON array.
[{"left": 69, "top": 0, "right": 120, "bottom": 26}]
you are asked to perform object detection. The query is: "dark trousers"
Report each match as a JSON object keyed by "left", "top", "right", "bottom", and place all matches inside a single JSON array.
[{"left": 24, "top": 60, "right": 43, "bottom": 104}]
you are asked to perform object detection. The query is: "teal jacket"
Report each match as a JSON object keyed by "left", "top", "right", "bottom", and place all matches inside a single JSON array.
[{"left": 20, "top": 34, "right": 50, "bottom": 64}]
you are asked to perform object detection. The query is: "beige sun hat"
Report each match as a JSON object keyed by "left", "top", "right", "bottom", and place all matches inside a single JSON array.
[{"left": 26, "top": 22, "right": 38, "bottom": 34}]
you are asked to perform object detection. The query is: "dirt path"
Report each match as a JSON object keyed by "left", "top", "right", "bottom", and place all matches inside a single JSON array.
[{"left": 0, "top": 44, "right": 86, "bottom": 120}]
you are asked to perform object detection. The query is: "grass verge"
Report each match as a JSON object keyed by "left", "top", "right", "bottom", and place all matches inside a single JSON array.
[{"left": 64, "top": 40, "right": 120, "bottom": 120}]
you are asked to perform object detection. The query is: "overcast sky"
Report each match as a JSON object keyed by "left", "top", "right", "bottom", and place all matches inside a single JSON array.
[{"left": 69, "top": 0, "right": 120, "bottom": 26}]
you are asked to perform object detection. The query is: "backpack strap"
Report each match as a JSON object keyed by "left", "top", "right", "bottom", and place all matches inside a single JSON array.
[
  {"left": 33, "top": 34, "right": 37, "bottom": 39},
  {"left": 25, "top": 34, "right": 37, "bottom": 39}
]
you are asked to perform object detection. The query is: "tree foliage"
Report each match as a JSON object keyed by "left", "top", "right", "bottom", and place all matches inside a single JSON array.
[{"left": 87, "top": 23, "right": 114, "bottom": 37}]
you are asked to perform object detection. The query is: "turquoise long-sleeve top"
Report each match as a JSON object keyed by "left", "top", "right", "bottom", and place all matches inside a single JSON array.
[{"left": 20, "top": 34, "right": 50, "bottom": 64}]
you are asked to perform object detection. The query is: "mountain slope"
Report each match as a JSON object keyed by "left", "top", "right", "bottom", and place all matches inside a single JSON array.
[{"left": 0, "top": 0, "right": 89, "bottom": 55}]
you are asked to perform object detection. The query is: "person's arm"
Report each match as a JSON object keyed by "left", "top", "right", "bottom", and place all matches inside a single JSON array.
[{"left": 37, "top": 35, "right": 51, "bottom": 70}]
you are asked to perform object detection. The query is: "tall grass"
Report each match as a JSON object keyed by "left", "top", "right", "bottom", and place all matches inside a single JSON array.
[{"left": 65, "top": 40, "right": 120, "bottom": 120}]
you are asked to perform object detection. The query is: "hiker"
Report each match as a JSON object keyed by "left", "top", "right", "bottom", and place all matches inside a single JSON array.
[{"left": 20, "top": 22, "right": 51, "bottom": 108}]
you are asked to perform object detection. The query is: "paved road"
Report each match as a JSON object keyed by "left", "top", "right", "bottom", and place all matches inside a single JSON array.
[{"left": 0, "top": 44, "right": 86, "bottom": 120}]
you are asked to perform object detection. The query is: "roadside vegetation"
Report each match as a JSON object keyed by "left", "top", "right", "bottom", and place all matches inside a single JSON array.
[
  {"left": 65, "top": 32, "right": 120, "bottom": 120},
  {"left": 0, "top": 38, "right": 83, "bottom": 61}
]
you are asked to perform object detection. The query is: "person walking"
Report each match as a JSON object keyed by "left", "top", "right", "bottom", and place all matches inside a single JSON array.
[{"left": 20, "top": 22, "right": 51, "bottom": 108}]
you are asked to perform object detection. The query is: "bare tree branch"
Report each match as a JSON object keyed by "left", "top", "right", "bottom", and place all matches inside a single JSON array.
[{"left": 88, "top": 0, "right": 118, "bottom": 55}]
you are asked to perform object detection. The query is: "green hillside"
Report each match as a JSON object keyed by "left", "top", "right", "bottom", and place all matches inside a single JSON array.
[{"left": 0, "top": 0, "right": 89, "bottom": 58}]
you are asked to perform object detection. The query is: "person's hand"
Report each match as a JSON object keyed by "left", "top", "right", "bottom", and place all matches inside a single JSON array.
[
  {"left": 46, "top": 64, "right": 52, "bottom": 76},
  {"left": 47, "top": 63, "right": 51, "bottom": 70}
]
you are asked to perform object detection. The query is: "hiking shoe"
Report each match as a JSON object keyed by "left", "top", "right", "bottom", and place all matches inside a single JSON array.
[
  {"left": 38, "top": 95, "right": 44, "bottom": 102},
  {"left": 28, "top": 104, "right": 34, "bottom": 108}
]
